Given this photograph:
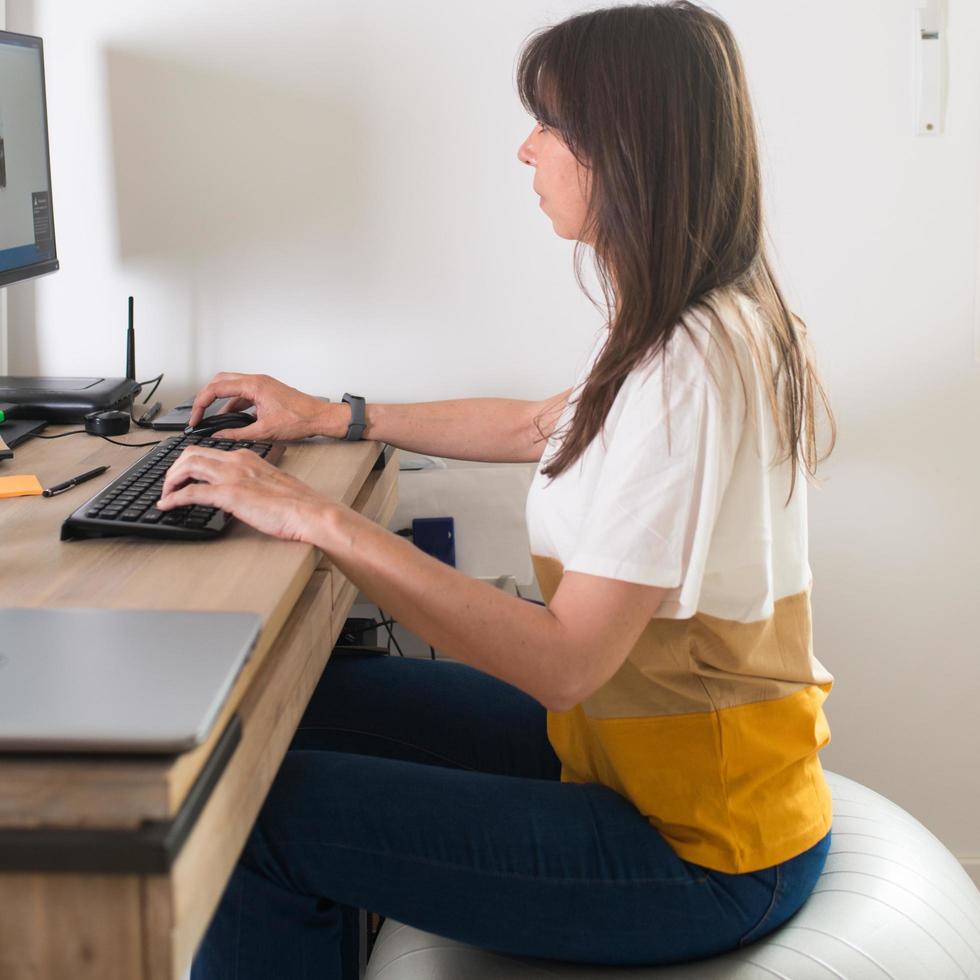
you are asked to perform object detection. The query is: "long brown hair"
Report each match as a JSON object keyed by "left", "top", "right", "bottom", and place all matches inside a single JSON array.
[{"left": 517, "top": 1, "right": 835, "bottom": 501}]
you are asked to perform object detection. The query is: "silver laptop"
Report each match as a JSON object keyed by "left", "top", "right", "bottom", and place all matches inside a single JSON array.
[{"left": 0, "top": 608, "right": 261, "bottom": 753}]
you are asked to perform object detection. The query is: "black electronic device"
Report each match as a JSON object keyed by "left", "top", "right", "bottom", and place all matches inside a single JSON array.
[
  {"left": 338, "top": 617, "right": 379, "bottom": 648},
  {"left": 0, "top": 416, "right": 47, "bottom": 451},
  {"left": 84, "top": 409, "right": 131, "bottom": 437},
  {"left": 331, "top": 616, "right": 387, "bottom": 658},
  {"left": 60, "top": 433, "right": 286, "bottom": 541},
  {"left": 0, "top": 35, "right": 166, "bottom": 433},
  {"left": 0, "top": 373, "right": 141, "bottom": 424},
  {"left": 0, "top": 31, "right": 58, "bottom": 288},
  {"left": 184, "top": 412, "right": 255, "bottom": 438},
  {"left": 0, "top": 296, "right": 142, "bottom": 422},
  {"left": 0, "top": 35, "right": 142, "bottom": 423}
]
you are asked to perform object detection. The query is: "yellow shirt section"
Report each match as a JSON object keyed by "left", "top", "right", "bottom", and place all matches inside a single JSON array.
[{"left": 534, "top": 555, "right": 833, "bottom": 874}]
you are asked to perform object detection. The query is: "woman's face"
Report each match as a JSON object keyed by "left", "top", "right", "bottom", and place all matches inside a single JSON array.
[{"left": 517, "top": 122, "right": 591, "bottom": 242}]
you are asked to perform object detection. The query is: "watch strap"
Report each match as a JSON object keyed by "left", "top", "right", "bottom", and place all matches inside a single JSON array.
[{"left": 342, "top": 393, "right": 366, "bottom": 441}]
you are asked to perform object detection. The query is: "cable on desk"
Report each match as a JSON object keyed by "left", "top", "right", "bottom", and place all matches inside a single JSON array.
[
  {"left": 135, "top": 373, "right": 164, "bottom": 404},
  {"left": 37, "top": 430, "right": 163, "bottom": 448}
]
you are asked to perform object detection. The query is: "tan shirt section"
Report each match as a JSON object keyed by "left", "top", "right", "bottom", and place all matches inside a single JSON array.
[{"left": 535, "top": 555, "right": 833, "bottom": 719}]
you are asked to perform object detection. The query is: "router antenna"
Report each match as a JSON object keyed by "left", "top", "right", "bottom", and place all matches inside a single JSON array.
[{"left": 126, "top": 295, "right": 136, "bottom": 381}]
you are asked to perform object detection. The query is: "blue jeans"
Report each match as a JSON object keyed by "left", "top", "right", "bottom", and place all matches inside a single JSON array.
[{"left": 192, "top": 655, "right": 831, "bottom": 979}]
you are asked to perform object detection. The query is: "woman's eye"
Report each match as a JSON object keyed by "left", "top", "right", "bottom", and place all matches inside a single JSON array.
[{"left": 538, "top": 123, "right": 549, "bottom": 134}]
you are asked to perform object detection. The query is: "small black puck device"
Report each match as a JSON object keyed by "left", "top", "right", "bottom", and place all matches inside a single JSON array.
[{"left": 84, "top": 409, "right": 131, "bottom": 437}]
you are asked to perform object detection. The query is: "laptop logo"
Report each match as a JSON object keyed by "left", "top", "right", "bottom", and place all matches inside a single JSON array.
[{"left": 0, "top": 653, "right": 7, "bottom": 669}]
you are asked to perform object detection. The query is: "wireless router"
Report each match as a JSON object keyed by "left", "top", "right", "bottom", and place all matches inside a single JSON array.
[{"left": 0, "top": 297, "right": 142, "bottom": 423}]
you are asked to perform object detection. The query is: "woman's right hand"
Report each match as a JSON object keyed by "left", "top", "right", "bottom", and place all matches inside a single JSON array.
[{"left": 189, "top": 372, "right": 340, "bottom": 442}]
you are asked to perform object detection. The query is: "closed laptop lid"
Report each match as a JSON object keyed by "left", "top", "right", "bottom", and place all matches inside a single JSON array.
[{"left": 0, "top": 608, "right": 261, "bottom": 753}]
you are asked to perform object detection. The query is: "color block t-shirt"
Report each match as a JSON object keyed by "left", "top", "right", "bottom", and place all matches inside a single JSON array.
[{"left": 525, "top": 288, "right": 833, "bottom": 874}]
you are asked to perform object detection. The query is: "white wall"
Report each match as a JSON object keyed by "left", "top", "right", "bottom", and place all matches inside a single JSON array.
[
  {"left": 7, "top": 0, "right": 980, "bottom": 874},
  {"left": 6, "top": 0, "right": 600, "bottom": 396}
]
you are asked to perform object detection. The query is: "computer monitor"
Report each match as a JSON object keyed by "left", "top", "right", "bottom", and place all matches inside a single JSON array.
[{"left": 0, "top": 30, "right": 58, "bottom": 289}]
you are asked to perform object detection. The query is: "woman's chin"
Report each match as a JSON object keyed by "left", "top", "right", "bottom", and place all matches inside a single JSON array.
[{"left": 548, "top": 217, "right": 573, "bottom": 240}]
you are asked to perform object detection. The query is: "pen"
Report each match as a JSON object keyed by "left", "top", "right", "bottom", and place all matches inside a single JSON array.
[
  {"left": 139, "top": 401, "right": 162, "bottom": 424},
  {"left": 43, "top": 465, "right": 110, "bottom": 498}
]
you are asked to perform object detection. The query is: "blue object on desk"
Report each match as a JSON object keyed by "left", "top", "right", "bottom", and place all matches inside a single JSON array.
[{"left": 412, "top": 517, "right": 455, "bottom": 567}]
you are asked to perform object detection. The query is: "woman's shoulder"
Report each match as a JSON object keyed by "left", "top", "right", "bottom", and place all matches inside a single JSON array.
[
  {"left": 677, "top": 287, "right": 764, "bottom": 362},
  {"left": 623, "top": 287, "right": 760, "bottom": 397}
]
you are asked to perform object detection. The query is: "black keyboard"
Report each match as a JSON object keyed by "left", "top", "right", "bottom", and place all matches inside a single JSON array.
[{"left": 60, "top": 434, "right": 285, "bottom": 541}]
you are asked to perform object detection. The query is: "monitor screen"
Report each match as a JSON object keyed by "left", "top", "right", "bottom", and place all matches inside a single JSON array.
[{"left": 0, "top": 30, "right": 58, "bottom": 288}]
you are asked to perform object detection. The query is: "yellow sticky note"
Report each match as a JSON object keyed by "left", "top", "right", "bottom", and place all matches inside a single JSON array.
[{"left": 0, "top": 475, "right": 44, "bottom": 498}]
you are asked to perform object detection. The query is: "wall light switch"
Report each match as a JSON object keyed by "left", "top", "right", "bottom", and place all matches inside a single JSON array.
[{"left": 914, "top": 0, "right": 946, "bottom": 135}]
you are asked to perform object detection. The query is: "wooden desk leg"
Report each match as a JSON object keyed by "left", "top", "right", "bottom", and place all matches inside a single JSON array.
[{"left": 0, "top": 872, "right": 145, "bottom": 979}]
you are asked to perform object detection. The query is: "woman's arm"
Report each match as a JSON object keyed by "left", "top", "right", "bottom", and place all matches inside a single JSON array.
[
  {"left": 348, "top": 393, "right": 570, "bottom": 463},
  {"left": 189, "top": 373, "right": 570, "bottom": 464},
  {"left": 313, "top": 503, "right": 665, "bottom": 710},
  {"left": 157, "top": 447, "right": 664, "bottom": 710}
]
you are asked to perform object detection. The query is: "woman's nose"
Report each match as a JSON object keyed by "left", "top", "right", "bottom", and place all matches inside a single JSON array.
[{"left": 517, "top": 136, "right": 536, "bottom": 167}]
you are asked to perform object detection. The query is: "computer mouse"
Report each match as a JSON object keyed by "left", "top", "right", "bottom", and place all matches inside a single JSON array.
[
  {"left": 184, "top": 412, "right": 256, "bottom": 438},
  {"left": 84, "top": 410, "right": 131, "bottom": 437}
]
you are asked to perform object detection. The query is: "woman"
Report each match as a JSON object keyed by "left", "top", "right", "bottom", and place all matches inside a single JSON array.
[{"left": 167, "top": 3, "right": 837, "bottom": 975}]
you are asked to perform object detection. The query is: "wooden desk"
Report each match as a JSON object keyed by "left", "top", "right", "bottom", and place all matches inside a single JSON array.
[{"left": 0, "top": 427, "right": 399, "bottom": 979}]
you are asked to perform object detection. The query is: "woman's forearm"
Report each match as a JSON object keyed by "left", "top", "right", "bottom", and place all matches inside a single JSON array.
[
  {"left": 319, "top": 394, "right": 569, "bottom": 464},
  {"left": 315, "top": 501, "right": 574, "bottom": 708}
]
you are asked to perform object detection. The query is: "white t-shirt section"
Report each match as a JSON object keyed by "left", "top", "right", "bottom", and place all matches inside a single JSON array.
[{"left": 525, "top": 291, "right": 811, "bottom": 623}]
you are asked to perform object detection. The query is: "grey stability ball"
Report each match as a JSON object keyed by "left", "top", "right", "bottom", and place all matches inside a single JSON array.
[{"left": 365, "top": 771, "right": 980, "bottom": 979}]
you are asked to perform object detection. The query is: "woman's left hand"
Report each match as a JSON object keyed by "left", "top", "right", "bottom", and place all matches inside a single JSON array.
[{"left": 157, "top": 446, "right": 331, "bottom": 543}]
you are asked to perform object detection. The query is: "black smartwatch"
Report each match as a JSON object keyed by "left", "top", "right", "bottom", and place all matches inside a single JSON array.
[{"left": 341, "top": 393, "right": 366, "bottom": 442}]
